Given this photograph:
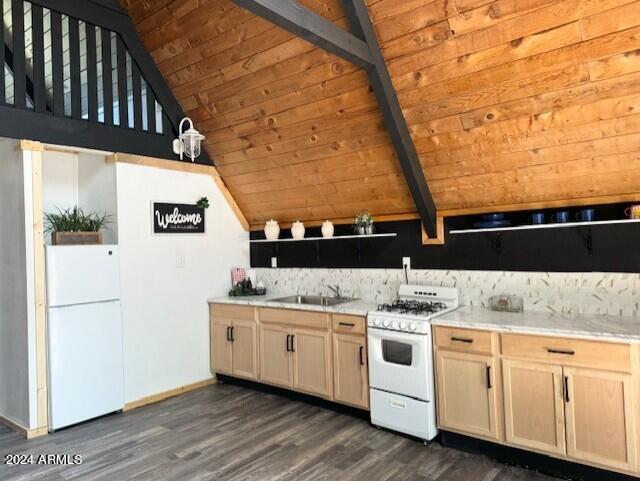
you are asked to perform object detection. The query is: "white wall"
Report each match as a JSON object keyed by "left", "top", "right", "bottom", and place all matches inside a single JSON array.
[
  {"left": 41, "top": 151, "right": 78, "bottom": 218},
  {"left": 42, "top": 151, "right": 118, "bottom": 244},
  {"left": 115, "top": 163, "right": 249, "bottom": 403},
  {"left": 78, "top": 153, "right": 118, "bottom": 244},
  {"left": 0, "top": 139, "right": 31, "bottom": 427}
]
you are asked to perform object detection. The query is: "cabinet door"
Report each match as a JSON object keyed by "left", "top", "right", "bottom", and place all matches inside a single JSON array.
[
  {"left": 292, "top": 328, "right": 333, "bottom": 398},
  {"left": 333, "top": 333, "right": 368, "bottom": 409},
  {"left": 259, "top": 324, "right": 293, "bottom": 388},
  {"left": 211, "top": 319, "right": 232, "bottom": 374},
  {"left": 436, "top": 350, "right": 500, "bottom": 440},
  {"left": 502, "top": 359, "right": 566, "bottom": 456},
  {"left": 564, "top": 367, "right": 637, "bottom": 472},
  {"left": 231, "top": 319, "right": 259, "bottom": 381}
]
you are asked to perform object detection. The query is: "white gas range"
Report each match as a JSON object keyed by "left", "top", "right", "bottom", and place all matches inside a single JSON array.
[{"left": 367, "top": 285, "right": 459, "bottom": 442}]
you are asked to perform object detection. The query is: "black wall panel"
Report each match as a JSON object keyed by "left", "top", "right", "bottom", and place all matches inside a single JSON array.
[{"left": 250, "top": 207, "right": 640, "bottom": 272}]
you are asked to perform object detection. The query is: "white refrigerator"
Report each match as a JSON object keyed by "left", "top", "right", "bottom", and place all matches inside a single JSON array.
[{"left": 45, "top": 244, "right": 124, "bottom": 430}]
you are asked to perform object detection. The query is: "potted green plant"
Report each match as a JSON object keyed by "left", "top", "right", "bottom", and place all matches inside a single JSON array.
[
  {"left": 44, "top": 206, "right": 112, "bottom": 245},
  {"left": 354, "top": 211, "right": 375, "bottom": 235},
  {"left": 196, "top": 196, "right": 210, "bottom": 209}
]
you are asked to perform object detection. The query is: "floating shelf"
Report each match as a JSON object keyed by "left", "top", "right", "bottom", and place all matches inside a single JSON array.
[
  {"left": 449, "top": 218, "right": 640, "bottom": 234},
  {"left": 249, "top": 233, "right": 397, "bottom": 243}
]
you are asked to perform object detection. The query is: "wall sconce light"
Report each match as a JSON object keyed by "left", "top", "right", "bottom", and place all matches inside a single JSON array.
[{"left": 173, "top": 117, "right": 205, "bottom": 162}]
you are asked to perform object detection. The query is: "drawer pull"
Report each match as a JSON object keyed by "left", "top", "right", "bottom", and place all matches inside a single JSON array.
[
  {"left": 338, "top": 322, "right": 356, "bottom": 328},
  {"left": 547, "top": 348, "right": 575, "bottom": 356},
  {"left": 451, "top": 336, "right": 473, "bottom": 344},
  {"left": 390, "top": 400, "right": 406, "bottom": 409}
]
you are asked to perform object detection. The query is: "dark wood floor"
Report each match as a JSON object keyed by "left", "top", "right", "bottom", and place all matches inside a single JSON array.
[{"left": 0, "top": 383, "right": 559, "bottom": 481}]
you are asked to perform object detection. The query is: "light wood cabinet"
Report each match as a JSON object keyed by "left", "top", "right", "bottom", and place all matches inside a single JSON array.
[
  {"left": 564, "top": 366, "right": 637, "bottom": 472},
  {"left": 210, "top": 319, "right": 232, "bottom": 375},
  {"left": 501, "top": 334, "right": 639, "bottom": 476},
  {"left": 292, "top": 328, "right": 333, "bottom": 398},
  {"left": 502, "top": 359, "right": 566, "bottom": 456},
  {"left": 436, "top": 350, "right": 500, "bottom": 440},
  {"left": 333, "top": 333, "right": 368, "bottom": 409},
  {"left": 210, "top": 304, "right": 259, "bottom": 381},
  {"left": 259, "top": 323, "right": 293, "bottom": 388},
  {"left": 231, "top": 319, "right": 259, "bottom": 380},
  {"left": 213, "top": 307, "right": 369, "bottom": 407}
]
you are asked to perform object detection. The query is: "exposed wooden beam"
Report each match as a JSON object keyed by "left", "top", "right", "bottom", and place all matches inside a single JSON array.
[
  {"left": 230, "top": 0, "right": 437, "bottom": 236},
  {"left": 341, "top": 0, "right": 437, "bottom": 237},
  {"left": 230, "top": 0, "right": 374, "bottom": 69}
]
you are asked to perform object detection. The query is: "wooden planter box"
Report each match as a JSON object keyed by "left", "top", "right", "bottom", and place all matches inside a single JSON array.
[{"left": 51, "top": 231, "right": 102, "bottom": 245}]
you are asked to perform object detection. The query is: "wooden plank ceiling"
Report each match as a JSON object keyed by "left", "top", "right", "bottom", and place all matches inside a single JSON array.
[{"left": 122, "top": 0, "right": 640, "bottom": 229}]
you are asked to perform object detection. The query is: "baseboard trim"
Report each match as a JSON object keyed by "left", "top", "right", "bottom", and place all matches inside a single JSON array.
[
  {"left": 123, "top": 378, "right": 216, "bottom": 412},
  {"left": 0, "top": 415, "right": 48, "bottom": 439}
]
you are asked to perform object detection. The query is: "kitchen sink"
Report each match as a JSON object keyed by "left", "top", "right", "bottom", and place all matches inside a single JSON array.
[{"left": 268, "top": 295, "right": 356, "bottom": 306}]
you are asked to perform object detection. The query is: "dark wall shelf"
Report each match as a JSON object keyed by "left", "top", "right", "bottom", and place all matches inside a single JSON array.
[{"left": 250, "top": 203, "right": 640, "bottom": 272}]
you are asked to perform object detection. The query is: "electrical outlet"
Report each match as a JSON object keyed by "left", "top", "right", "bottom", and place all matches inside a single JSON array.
[
  {"left": 176, "top": 254, "right": 185, "bottom": 268},
  {"left": 402, "top": 257, "right": 411, "bottom": 270},
  {"left": 271, "top": 257, "right": 278, "bottom": 268}
]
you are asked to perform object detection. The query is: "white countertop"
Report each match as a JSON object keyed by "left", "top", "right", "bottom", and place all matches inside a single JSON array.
[
  {"left": 209, "top": 296, "right": 640, "bottom": 343},
  {"left": 208, "top": 295, "right": 378, "bottom": 317},
  {"left": 433, "top": 306, "right": 640, "bottom": 343}
]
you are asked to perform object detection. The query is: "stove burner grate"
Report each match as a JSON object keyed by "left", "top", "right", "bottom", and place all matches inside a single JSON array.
[{"left": 377, "top": 299, "right": 448, "bottom": 315}]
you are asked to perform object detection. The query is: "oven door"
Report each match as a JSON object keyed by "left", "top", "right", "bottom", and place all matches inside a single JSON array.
[{"left": 367, "top": 327, "right": 432, "bottom": 401}]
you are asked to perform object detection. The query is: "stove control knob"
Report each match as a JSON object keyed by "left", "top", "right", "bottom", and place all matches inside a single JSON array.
[
  {"left": 390, "top": 320, "right": 397, "bottom": 329},
  {"left": 399, "top": 321, "right": 407, "bottom": 330},
  {"left": 409, "top": 323, "right": 417, "bottom": 332},
  {"left": 382, "top": 319, "right": 390, "bottom": 328},
  {"left": 373, "top": 319, "right": 381, "bottom": 327}
]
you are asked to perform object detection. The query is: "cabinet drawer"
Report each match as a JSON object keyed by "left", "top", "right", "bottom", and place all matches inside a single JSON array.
[
  {"left": 259, "top": 307, "right": 329, "bottom": 330},
  {"left": 501, "top": 333, "right": 632, "bottom": 373},
  {"left": 332, "top": 314, "right": 366, "bottom": 335},
  {"left": 210, "top": 303, "right": 255, "bottom": 321},
  {"left": 434, "top": 326, "right": 494, "bottom": 354}
]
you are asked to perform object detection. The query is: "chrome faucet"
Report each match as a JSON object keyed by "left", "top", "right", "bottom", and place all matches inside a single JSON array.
[{"left": 327, "top": 284, "right": 342, "bottom": 298}]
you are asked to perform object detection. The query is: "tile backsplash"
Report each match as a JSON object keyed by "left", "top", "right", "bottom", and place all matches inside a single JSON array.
[{"left": 256, "top": 268, "right": 639, "bottom": 317}]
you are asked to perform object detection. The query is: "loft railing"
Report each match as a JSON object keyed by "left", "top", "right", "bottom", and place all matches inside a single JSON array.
[{"left": 0, "top": 0, "right": 211, "bottom": 163}]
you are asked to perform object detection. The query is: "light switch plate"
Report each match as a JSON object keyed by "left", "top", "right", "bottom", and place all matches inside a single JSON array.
[
  {"left": 271, "top": 257, "right": 278, "bottom": 268},
  {"left": 402, "top": 257, "right": 411, "bottom": 270},
  {"left": 176, "top": 254, "right": 185, "bottom": 268}
]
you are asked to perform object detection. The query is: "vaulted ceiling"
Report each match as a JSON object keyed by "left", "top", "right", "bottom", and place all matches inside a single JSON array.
[{"left": 122, "top": 0, "right": 640, "bottom": 229}]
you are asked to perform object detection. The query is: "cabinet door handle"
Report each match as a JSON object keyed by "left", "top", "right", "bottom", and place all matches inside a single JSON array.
[
  {"left": 285, "top": 334, "right": 291, "bottom": 352},
  {"left": 291, "top": 334, "right": 296, "bottom": 352},
  {"left": 359, "top": 346, "right": 364, "bottom": 366},
  {"left": 563, "top": 376, "right": 570, "bottom": 403},
  {"left": 339, "top": 322, "right": 356, "bottom": 327},
  {"left": 486, "top": 365, "right": 492, "bottom": 389},
  {"left": 226, "top": 326, "right": 232, "bottom": 342},
  {"left": 230, "top": 326, "right": 235, "bottom": 342},
  {"left": 451, "top": 336, "right": 473, "bottom": 344},
  {"left": 547, "top": 348, "right": 575, "bottom": 356}
]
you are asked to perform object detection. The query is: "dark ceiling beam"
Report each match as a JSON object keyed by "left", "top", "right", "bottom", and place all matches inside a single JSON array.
[
  {"left": 230, "top": 0, "right": 374, "bottom": 69},
  {"left": 0, "top": 104, "right": 177, "bottom": 159},
  {"left": 341, "top": 0, "right": 437, "bottom": 237},
  {"left": 231, "top": 0, "right": 437, "bottom": 236},
  {"left": 26, "top": 0, "right": 213, "bottom": 165}
]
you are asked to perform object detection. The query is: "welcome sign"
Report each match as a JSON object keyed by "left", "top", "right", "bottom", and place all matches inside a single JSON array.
[{"left": 152, "top": 202, "right": 205, "bottom": 234}]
